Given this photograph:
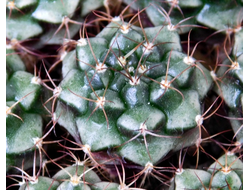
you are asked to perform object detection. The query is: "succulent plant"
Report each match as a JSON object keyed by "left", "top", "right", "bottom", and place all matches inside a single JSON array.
[{"left": 6, "top": 0, "right": 243, "bottom": 189}]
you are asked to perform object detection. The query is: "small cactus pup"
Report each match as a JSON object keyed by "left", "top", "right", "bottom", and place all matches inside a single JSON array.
[
  {"left": 8, "top": 172, "right": 60, "bottom": 190},
  {"left": 6, "top": 71, "right": 41, "bottom": 172},
  {"left": 6, "top": 0, "right": 105, "bottom": 48},
  {"left": 168, "top": 148, "right": 212, "bottom": 190},
  {"left": 52, "top": 161, "right": 101, "bottom": 189},
  {"left": 169, "top": 168, "right": 212, "bottom": 190},
  {"left": 6, "top": 92, "right": 43, "bottom": 173},
  {"left": 6, "top": 54, "right": 53, "bottom": 173},
  {"left": 55, "top": 8, "right": 214, "bottom": 168},
  {"left": 206, "top": 144, "right": 243, "bottom": 190},
  {"left": 50, "top": 148, "right": 122, "bottom": 190},
  {"left": 212, "top": 36, "right": 243, "bottom": 144},
  {"left": 122, "top": 0, "right": 211, "bottom": 38},
  {"left": 7, "top": 139, "right": 59, "bottom": 190}
]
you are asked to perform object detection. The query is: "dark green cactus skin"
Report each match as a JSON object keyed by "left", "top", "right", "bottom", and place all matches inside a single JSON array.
[
  {"left": 6, "top": 0, "right": 243, "bottom": 189},
  {"left": 212, "top": 28, "right": 243, "bottom": 143},
  {"left": 55, "top": 20, "right": 213, "bottom": 166},
  {"left": 167, "top": 152, "right": 243, "bottom": 190},
  {"left": 6, "top": 50, "right": 49, "bottom": 172}
]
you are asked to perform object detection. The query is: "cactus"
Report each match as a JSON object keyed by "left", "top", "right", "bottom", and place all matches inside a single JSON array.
[{"left": 6, "top": 0, "right": 243, "bottom": 189}]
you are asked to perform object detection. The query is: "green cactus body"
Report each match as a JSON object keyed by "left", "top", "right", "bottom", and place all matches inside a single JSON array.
[
  {"left": 169, "top": 169, "right": 212, "bottom": 190},
  {"left": 55, "top": 21, "right": 213, "bottom": 166},
  {"left": 6, "top": 71, "right": 46, "bottom": 171},
  {"left": 6, "top": 49, "right": 52, "bottom": 172},
  {"left": 52, "top": 165, "right": 101, "bottom": 188},
  {"left": 212, "top": 26, "right": 243, "bottom": 142},
  {"left": 207, "top": 153, "right": 243, "bottom": 190},
  {"left": 6, "top": 0, "right": 244, "bottom": 189},
  {"left": 19, "top": 176, "right": 60, "bottom": 190}
]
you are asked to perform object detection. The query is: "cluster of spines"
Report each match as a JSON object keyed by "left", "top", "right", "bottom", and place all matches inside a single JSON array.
[{"left": 6, "top": 0, "right": 243, "bottom": 189}]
